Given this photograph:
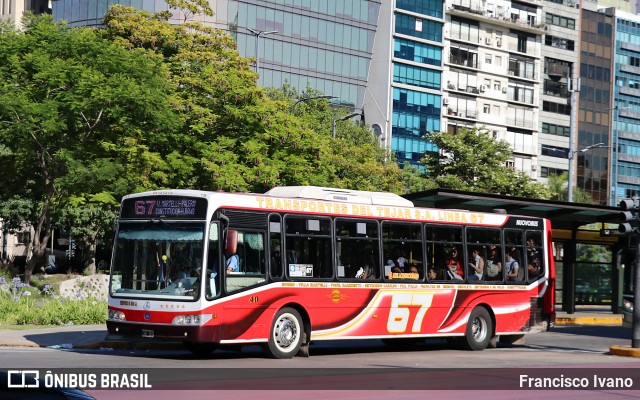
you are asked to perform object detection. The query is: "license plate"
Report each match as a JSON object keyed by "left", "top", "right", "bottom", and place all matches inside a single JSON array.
[{"left": 142, "top": 329, "right": 154, "bottom": 338}]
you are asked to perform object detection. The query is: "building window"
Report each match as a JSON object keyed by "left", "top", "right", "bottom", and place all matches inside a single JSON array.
[
  {"left": 393, "top": 63, "right": 441, "bottom": 90},
  {"left": 544, "top": 35, "right": 575, "bottom": 51},
  {"left": 541, "top": 144, "right": 569, "bottom": 158},
  {"left": 17, "top": 231, "right": 30, "bottom": 245},
  {"left": 541, "top": 166, "right": 567, "bottom": 178},
  {"left": 542, "top": 122, "right": 570, "bottom": 137},
  {"left": 545, "top": 13, "right": 576, "bottom": 30}
]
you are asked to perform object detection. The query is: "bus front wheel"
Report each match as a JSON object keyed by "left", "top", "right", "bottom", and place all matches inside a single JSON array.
[
  {"left": 264, "top": 307, "right": 303, "bottom": 359},
  {"left": 463, "top": 307, "right": 493, "bottom": 351}
]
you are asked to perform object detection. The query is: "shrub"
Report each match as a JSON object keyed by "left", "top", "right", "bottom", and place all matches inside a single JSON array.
[{"left": 0, "top": 277, "right": 106, "bottom": 325}]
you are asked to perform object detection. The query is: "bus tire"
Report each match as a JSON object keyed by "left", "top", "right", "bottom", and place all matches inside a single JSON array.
[
  {"left": 265, "top": 307, "right": 303, "bottom": 359},
  {"left": 463, "top": 307, "right": 493, "bottom": 351},
  {"left": 182, "top": 341, "right": 218, "bottom": 356}
]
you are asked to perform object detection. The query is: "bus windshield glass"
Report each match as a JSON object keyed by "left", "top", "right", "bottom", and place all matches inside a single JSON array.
[{"left": 110, "top": 221, "right": 206, "bottom": 300}]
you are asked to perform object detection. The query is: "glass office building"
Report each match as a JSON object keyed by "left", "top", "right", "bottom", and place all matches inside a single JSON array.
[
  {"left": 365, "top": 0, "right": 444, "bottom": 166},
  {"left": 52, "top": 0, "right": 444, "bottom": 167},
  {"left": 611, "top": 9, "right": 640, "bottom": 203},
  {"left": 52, "top": 0, "right": 380, "bottom": 110}
]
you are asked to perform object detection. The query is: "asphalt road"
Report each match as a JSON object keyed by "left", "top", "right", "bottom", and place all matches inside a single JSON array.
[{"left": 1, "top": 325, "right": 639, "bottom": 399}]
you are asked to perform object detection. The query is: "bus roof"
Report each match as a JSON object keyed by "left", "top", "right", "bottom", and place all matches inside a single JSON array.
[{"left": 265, "top": 186, "right": 414, "bottom": 208}]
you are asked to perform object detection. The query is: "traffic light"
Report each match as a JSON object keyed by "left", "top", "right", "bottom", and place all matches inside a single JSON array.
[{"left": 619, "top": 198, "right": 640, "bottom": 234}]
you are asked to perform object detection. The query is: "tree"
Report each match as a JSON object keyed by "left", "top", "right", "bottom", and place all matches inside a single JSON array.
[
  {"left": 265, "top": 84, "right": 429, "bottom": 193},
  {"left": 547, "top": 172, "right": 592, "bottom": 203},
  {"left": 422, "top": 127, "right": 550, "bottom": 199},
  {"left": 0, "top": 15, "right": 179, "bottom": 282},
  {"left": 102, "top": 4, "right": 424, "bottom": 195}
]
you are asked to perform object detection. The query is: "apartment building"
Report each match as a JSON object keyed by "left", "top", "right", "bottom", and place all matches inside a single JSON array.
[{"left": 0, "top": 0, "right": 49, "bottom": 25}]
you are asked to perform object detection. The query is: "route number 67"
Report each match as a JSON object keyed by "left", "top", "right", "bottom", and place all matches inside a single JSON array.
[{"left": 387, "top": 293, "right": 433, "bottom": 333}]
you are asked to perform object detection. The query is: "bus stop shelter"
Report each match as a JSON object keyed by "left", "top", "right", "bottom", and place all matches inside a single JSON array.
[{"left": 403, "top": 189, "right": 625, "bottom": 314}]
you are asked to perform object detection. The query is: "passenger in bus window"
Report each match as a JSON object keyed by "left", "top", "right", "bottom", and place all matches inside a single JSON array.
[
  {"left": 226, "top": 251, "right": 239, "bottom": 273},
  {"left": 356, "top": 262, "right": 375, "bottom": 279},
  {"left": 527, "top": 238, "right": 541, "bottom": 278},
  {"left": 408, "top": 264, "right": 420, "bottom": 279},
  {"left": 485, "top": 246, "right": 502, "bottom": 280},
  {"left": 468, "top": 248, "right": 484, "bottom": 281},
  {"left": 446, "top": 248, "right": 463, "bottom": 280},
  {"left": 271, "top": 245, "right": 281, "bottom": 268},
  {"left": 427, "top": 267, "right": 437, "bottom": 280},
  {"left": 505, "top": 248, "right": 520, "bottom": 281},
  {"left": 384, "top": 259, "right": 395, "bottom": 276}
]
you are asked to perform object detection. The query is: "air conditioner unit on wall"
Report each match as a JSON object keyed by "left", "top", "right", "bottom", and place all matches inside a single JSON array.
[
  {"left": 443, "top": 97, "right": 449, "bottom": 105},
  {"left": 531, "top": 163, "right": 538, "bottom": 171},
  {"left": 480, "top": 85, "right": 487, "bottom": 92},
  {"left": 496, "top": 38, "right": 502, "bottom": 47},
  {"left": 502, "top": 87, "right": 508, "bottom": 93},
  {"left": 486, "top": 37, "right": 492, "bottom": 45}
]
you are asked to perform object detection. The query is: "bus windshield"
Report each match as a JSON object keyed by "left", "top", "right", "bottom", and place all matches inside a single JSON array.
[{"left": 110, "top": 221, "right": 207, "bottom": 300}]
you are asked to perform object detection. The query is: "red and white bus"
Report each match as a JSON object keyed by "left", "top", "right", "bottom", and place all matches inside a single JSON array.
[{"left": 107, "top": 186, "right": 555, "bottom": 358}]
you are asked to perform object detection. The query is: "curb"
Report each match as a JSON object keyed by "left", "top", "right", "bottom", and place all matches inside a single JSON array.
[
  {"left": 555, "top": 316, "right": 622, "bottom": 326},
  {"left": 610, "top": 345, "right": 640, "bottom": 358}
]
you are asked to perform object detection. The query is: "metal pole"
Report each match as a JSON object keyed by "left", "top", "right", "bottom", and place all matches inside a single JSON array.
[
  {"left": 567, "top": 75, "right": 579, "bottom": 202},
  {"left": 255, "top": 33, "right": 260, "bottom": 73},
  {"left": 332, "top": 112, "right": 362, "bottom": 139},
  {"left": 633, "top": 237, "right": 640, "bottom": 348},
  {"left": 291, "top": 95, "right": 337, "bottom": 114},
  {"left": 615, "top": 107, "right": 620, "bottom": 206},
  {"left": 247, "top": 29, "right": 277, "bottom": 75}
]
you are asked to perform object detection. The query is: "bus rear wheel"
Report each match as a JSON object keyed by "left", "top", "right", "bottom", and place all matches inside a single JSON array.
[
  {"left": 462, "top": 307, "right": 493, "bottom": 351},
  {"left": 264, "top": 307, "right": 303, "bottom": 359}
]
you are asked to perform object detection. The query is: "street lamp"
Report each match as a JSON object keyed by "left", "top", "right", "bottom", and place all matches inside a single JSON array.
[
  {"left": 567, "top": 143, "right": 608, "bottom": 202},
  {"left": 290, "top": 95, "right": 337, "bottom": 114},
  {"left": 247, "top": 28, "right": 278, "bottom": 74},
  {"left": 332, "top": 112, "right": 362, "bottom": 138}
]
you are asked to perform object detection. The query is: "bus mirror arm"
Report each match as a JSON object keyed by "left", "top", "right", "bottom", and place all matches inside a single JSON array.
[{"left": 217, "top": 213, "right": 230, "bottom": 249}]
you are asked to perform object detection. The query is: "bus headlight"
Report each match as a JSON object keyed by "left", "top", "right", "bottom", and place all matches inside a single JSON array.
[
  {"left": 108, "top": 310, "right": 126, "bottom": 321},
  {"left": 172, "top": 314, "right": 212, "bottom": 325}
]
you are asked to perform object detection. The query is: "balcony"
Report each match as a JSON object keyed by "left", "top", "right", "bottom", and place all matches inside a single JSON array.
[
  {"left": 543, "top": 79, "right": 569, "bottom": 98},
  {"left": 447, "top": 107, "right": 479, "bottom": 119},
  {"left": 546, "top": 63, "right": 569, "bottom": 79},
  {"left": 508, "top": 69, "right": 538, "bottom": 81},
  {"left": 447, "top": 2, "right": 545, "bottom": 35},
  {"left": 449, "top": 56, "right": 479, "bottom": 69},
  {"left": 506, "top": 117, "right": 535, "bottom": 129}
]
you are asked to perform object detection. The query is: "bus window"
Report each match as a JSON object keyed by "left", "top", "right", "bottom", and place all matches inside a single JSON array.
[
  {"left": 526, "top": 231, "right": 544, "bottom": 282},
  {"left": 466, "top": 227, "right": 501, "bottom": 282},
  {"left": 335, "top": 218, "right": 379, "bottom": 280},
  {"left": 382, "top": 222, "right": 423, "bottom": 280},
  {"left": 425, "top": 225, "right": 463, "bottom": 281},
  {"left": 504, "top": 229, "right": 524, "bottom": 283},
  {"left": 269, "top": 214, "right": 283, "bottom": 279},
  {"left": 285, "top": 215, "right": 333, "bottom": 279},
  {"left": 224, "top": 230, "right": 267, "bottom": 293}
]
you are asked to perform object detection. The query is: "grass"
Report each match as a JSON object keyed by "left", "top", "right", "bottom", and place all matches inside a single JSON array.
[{"left": 0, "top": 267, "right": 107, "bottom": 326}]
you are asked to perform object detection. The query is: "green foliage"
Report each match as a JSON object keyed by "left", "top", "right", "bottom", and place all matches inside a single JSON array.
[
  {"left": 0, "top": 14, "right": 179, "bottom": 280},
  {"left": 423, "top": 128, "right": 550, "bottom": 199},
  {"left": 0, "top": 276, "right": 106, "bottom": 325},
  {"left": 547, "top": 172, "right": 593, "bottom": 203}
]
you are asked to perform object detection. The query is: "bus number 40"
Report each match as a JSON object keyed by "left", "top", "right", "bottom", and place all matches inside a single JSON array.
[{"left": 387, "top": 293, "right": 433, "bottom": 333}]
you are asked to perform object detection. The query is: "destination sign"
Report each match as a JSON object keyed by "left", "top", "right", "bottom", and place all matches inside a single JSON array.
[{"left": 120, "top": 196, "right": 208, "bottom": 220}]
